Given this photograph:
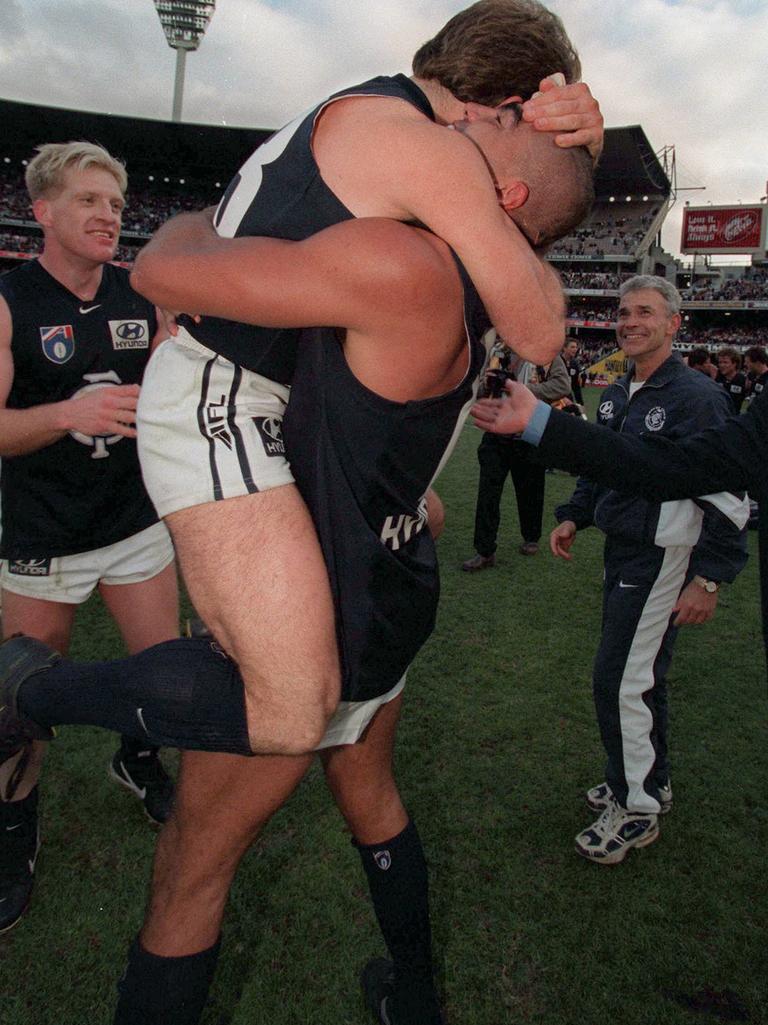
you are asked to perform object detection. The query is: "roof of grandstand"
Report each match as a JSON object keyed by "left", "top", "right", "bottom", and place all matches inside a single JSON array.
[
  {"left": 1, "top": 98, "right": 670, "bottom": 198},
  {"left": 593, "top": 125, "right": 670, "bottom": 197},
  {"left": 0, "top": 98, "right": 269, "bottom": 185}
]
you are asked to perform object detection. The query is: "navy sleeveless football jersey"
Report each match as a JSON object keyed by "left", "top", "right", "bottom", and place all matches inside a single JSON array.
[
  {"left": 282, "top": 260, "right": 491, "bottom": 702},
  {"left": 179, "top": 75, "right": 434, "bottom": 383},
  {"left": 1, "top": 260, "right": 159, "bottom": 558}
]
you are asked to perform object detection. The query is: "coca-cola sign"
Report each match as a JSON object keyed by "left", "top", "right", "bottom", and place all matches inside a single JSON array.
[{"left": 681, "top": 205, "right": 766, "bottom": 254}]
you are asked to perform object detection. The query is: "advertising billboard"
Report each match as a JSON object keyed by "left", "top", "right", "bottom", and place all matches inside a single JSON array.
[{"left": 681, "top": 205, "right": 766, "bottom": 255}]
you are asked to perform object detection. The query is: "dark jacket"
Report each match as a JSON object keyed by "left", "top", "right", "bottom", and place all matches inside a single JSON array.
[
  {"left": 554, "top": 354, "right": 748, "bottom": 583},
  {"left": 536, "top": 384, "right": 767, "bottom": 673}
]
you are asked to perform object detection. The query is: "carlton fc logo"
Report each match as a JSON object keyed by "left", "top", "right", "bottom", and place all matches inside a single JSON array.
[
  {"left": 69, "top": 370, "right": 126, "bottom": 458},
  {"left": 40, "top": 325, "right": 75, "bottom": 364},
  {"left": 645, "top": 406, "right": 666, "bottom": 431},
  {"left": 109, "top": 319, "right": 149, "bottom": 350},
  {"left": 598, "top": 399, "right": 615, "bottom": 420}
]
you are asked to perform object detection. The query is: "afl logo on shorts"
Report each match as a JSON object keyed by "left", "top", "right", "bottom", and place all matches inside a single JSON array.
[
  {"left": 68, "top": 370, "right": 125, "bottom": 459},
  {"left": 644, "top": 406, "right": 666, "bottom": 432},
  {"left": 253, "top": 416, "right": 285, "bottom": 457},
  {"left": 40, "top": 325, "right": 75, "bottom": 364},
  {"left": 109, "top": 319, "right": 150, "bottom": 350},
  {"left": 598, "top": 399, "right": 614, "bottom": 421}
]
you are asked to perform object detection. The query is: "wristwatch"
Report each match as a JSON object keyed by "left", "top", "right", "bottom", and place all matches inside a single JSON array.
[{"left": 693, "top": 575, "right": 719, "bottom": 593}]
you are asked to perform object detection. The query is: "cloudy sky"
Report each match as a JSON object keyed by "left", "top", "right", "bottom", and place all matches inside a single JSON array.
[{"left": 1, "top": 0, "right": 766, "bottom": 259}]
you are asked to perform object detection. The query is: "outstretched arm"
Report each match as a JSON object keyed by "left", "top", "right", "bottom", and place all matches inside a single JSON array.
[{"left": 471, "top": 381, "right": 765, "bottom": 500}]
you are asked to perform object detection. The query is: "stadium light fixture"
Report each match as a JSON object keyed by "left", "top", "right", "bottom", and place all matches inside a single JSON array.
[{"left": 153, "top": 1, "right": 216, "bottom": 122}]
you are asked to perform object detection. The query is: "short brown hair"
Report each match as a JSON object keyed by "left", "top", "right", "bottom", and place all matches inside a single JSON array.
[
  {"left": 412, "top": 0, "right": 581, "bottom": 105},
  {"left": 25, "top": 141, "right": 127, "bottom": 201},
  {"left": 717, "top": 347, "right": 741, "bottom": 367}
]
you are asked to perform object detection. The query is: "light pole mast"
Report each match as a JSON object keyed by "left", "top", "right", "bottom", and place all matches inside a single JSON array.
[{"left": 153, "top": 1, "right": 216, "bottom": 122}]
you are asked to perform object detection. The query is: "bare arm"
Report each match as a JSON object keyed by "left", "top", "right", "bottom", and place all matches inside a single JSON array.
[
  {"left": 315, "top": 111, "right": 566, "bottom": 364},
  {"left": 0, "top": 295, "right": 140, "bottom": 457},
  {"left": 132, "top": 215, "right": 451, "bottom": 338}
]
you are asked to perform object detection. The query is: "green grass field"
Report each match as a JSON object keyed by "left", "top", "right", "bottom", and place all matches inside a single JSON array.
[{"left": 1, "top": 387, "right": 766, "bottom": 1025}]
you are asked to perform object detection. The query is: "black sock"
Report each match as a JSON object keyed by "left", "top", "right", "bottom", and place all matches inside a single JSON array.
[
  {"left": 356, "top": 819, "right": 441, "bottom": 1024},
  {"left": 113, "top": 935, "right": 220, "bottom": 1025},
  {"left": 118, "top": 735, "right": 161, "bottom": 761},
  {"left": 18, "top": 638, "right": 252, "bottom": 755}
]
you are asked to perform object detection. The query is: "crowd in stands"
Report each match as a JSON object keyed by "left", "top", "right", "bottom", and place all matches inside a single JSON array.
[
  {"left": 678, "top": 325, "right": 768, "bottom": 349},
  {"left": 119, "top": 186, "right": 219, "bottom": 236},
  {"left": 570, "top": 338, "right": 618, "bottom": 364},
  {"left": 0, "top": 231, "right": 40, "bottom": 254},
  {"left": 561, "top": 270, "right": 627, "bottom": 290},
  {"left": 1, "top": 171, "right": 33, "bottom": 220},
  {"left": 567, "top": 306, "right": 615, "bottom": 323},
  {"left": 682, "top": 270, "right": 768, "bottom": 302},
  {"left": 549, "top": 205, "right": 660, "bottom": 258}
]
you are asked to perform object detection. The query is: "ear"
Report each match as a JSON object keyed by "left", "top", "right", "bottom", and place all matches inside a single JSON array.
[
  {"left": 32, "top": 197, "right": 52, "bottom": 228},
  {"left": 496, "top": 179, "right": 529, "bottom": 214},
  {"left": 463, "top": 101, "right": 498, "bottom": 121}
]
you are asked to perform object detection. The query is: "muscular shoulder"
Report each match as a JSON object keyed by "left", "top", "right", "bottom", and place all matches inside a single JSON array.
[{"left": 329, "top": 218, "right": 459, "bottom": 312}]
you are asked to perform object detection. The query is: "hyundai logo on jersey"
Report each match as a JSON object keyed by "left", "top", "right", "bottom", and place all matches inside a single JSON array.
[{"left": 109, "top": 319, "right": 149, "bottom": 349}]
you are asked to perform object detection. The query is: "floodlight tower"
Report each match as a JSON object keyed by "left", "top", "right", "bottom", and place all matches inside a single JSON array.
[{"left": 153, "top": 1, "right": 216, "bottom": 122}]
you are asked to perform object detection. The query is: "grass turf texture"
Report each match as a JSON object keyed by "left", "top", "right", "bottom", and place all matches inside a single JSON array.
[{"left": 1, "top": 387, "right": 766, "bottom": 1024}]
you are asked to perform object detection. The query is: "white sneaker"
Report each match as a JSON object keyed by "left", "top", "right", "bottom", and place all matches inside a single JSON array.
[{"left": 575, "top": 796, "right": 659, "bottom": 865}]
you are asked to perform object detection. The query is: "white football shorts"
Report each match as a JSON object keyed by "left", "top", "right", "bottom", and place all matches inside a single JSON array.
[
  {"left": 315, "top": 674, "right": 406, "bottom": 750},
  {"left": 1, "top": 521, "right": 174, "bottom": 604},
  {"left": 137, "top": 328, "right": 294, "bottom": 519}
]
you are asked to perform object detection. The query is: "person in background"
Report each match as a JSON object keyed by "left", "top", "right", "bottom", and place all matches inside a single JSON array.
[
  {"left": 562, "top": 336, "right": 585, "bottom": 404},
  {"left": 520, "top": 277, "right": 747, "bottom": 864},
  {"left": 744, "top": 346, "right": 768, "bottom": 406},
  {"left": 462, "top": 337, "right": 570, "bottom": 568},
  {"left": 716, "top": 346, "right": 747, "bottom": 412},
  {"left": 687, "top": 346, "right": 717, "bottom": 379}
]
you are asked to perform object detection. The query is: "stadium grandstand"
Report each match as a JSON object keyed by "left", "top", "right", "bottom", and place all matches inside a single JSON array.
[{"left": 1, "top": 97, "right": 766, "bottom": 378}]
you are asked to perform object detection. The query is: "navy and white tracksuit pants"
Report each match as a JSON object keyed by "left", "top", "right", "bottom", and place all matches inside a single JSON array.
[{"left": 593, "top": 536, "right": 693, "bottom": 815}]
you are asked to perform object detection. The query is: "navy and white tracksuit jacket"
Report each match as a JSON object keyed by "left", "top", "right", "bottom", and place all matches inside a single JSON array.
[{"left": 555, "top": 354, "right": 748, "bottom": 814}]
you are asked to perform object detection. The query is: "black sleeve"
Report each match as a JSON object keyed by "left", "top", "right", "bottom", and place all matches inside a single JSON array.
[{"left": 535, "top": 388, "right": 767, "bottom": 501}]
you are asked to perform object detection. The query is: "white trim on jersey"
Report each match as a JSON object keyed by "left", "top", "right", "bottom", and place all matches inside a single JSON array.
[{"left": 215, "top": 109, "right": 310, "bottom": 238}]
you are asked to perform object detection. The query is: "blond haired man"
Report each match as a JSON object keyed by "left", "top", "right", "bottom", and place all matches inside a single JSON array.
[{"left": 0, "top": 142, "right": 179, "bottom": 932}]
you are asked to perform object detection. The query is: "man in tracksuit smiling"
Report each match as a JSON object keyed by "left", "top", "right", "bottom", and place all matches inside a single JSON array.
[{"left": 550, "top": 275, "right": 748, "bottom": 864}]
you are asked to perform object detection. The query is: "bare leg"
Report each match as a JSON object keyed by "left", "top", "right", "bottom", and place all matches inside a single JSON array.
[
  {"left": 141, "top": 748, "right": 314, "bottom": 955},
  {"left": 99, "top": 561, "right": 179, "bottom": 654},
  {"left": 164, "top": 487, "right": 339, "bottom": 755},
  {"left": 321, "top": 695, "right": 407, "bottom": 843}
]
